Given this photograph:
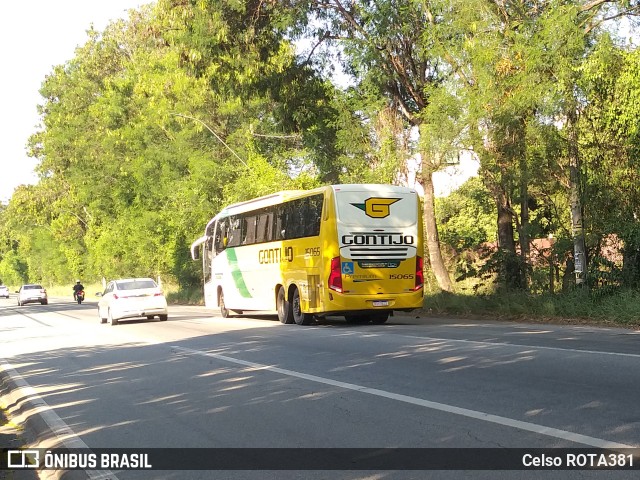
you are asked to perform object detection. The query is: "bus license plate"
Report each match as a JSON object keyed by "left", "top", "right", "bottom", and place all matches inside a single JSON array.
[{"left": 373, "top": 300, "right": 389, "bottom": 307}]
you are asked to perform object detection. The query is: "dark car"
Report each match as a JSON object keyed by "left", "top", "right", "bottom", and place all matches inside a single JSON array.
[{"left": 18, "top": 284, "right": 48, "bottom": 306}]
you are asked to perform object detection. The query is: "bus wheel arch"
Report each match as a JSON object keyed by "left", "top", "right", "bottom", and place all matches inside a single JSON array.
[{"left": 218, "top": 288, "right": 230, "bottom": 318}]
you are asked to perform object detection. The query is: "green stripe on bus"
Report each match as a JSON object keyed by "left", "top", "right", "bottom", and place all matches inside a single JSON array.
[{"left": 226, "top": 248, "right": 252, "bottom": 298}]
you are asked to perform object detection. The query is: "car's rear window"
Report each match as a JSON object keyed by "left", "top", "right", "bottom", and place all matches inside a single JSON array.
[
  {"left": 24, "top": 285, "right": 43, "bottom": 290},
  {"left": 117, "top": 280, "right": 157, "bottom": 290}
]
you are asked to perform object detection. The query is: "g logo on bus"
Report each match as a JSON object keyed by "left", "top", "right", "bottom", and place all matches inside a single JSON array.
[{"left": 351, "top": 197, "right": 401, "bottom": 218}]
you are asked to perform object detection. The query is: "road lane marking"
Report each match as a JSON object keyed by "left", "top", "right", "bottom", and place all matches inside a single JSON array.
[
  {"left": 298, "top": 327, "right": 640, "bottom": 359},
  {"left": 172, "top": 345, "right": 636, "bottom": 449},
  {"left": 392, "top": 334, "right": 640, "bottom": 359},
  {"left": 0, "top": 359, "right": 118, "bottom": 480}
]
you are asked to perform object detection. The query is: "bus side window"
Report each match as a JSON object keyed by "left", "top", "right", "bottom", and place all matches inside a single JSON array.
[
  {"left": 256, "top": 210, "right": 273, "bottom": 244},
  {"left": 273, "top": 205, "right": 285, "bottom": 241},
  {"left": 306, "top": 194, "right": 323, "bottom": 237},
  {"left": 284, "top": 201, "right": 301, "bottom": 239},
  {"left": 227, "top": 216, "right": 241, "bottom": 247},
  {"left": 242, "top": 215, "right": 257, "bottom": 245}
]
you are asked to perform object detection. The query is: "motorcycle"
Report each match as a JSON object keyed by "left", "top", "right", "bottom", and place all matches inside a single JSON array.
[{"left": 76, "top": 290, "right": 85, "bottom": 304}]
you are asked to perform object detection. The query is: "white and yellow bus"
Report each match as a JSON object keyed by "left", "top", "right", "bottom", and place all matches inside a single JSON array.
[{"left": 190, "top": 184, "right": 424, "bottom": 325}]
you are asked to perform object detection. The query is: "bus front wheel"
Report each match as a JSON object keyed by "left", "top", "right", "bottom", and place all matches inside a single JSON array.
[
  {"left": 219, "top": 290, "right": 230, "bottom": 318},
  {"left": 292, "top": 287, "right": 314, "bottom": 326},
  {"left": 277, "top": 287, "right": 293, "bottom": 324}
]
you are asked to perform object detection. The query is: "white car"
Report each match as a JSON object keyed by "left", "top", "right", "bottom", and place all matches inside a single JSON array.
[
  {"left": 0, "top": 285, "right": 10, "bottom": 298},
  {"left": 98, "top": 278, "right": 168, "bottom": 326},
  {"left": 18, "top": 284, "right": 48, "bottom": 306}
]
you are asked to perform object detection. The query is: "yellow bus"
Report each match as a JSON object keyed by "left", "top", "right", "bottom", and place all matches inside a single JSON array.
[{"left": 190, "top": 184, "right": 424, "bottom": 325}]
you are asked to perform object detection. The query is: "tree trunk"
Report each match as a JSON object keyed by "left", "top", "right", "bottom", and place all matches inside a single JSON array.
[
  {"left": 497, "top": 187, "right": 516, "bottom": 252},
  {"left": 567, "top": 106, "right": 587, "bottom": 286},
  {"left": 519, "top": 161, "right": 530, "bottom": 287},
  {"left": 562, "top": 257, "right": 575, "bottom": 291},
  {"left": 421, "top": 167, "right": 454, "bottom": 292},
  {"left": 496, "top": 185, "right": 525, "bottom": 289}
]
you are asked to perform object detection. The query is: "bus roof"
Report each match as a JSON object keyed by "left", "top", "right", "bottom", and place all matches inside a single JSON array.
[
  {"left": 210, "top": 184, "right": 418, "bottom": 223},
  {"left": 218, "top": 190, "right": 310, "bottom": 217},
  {"left": 331, "top": 184, "right": 418, "bottom": 194},
  {"left": 219, "top": 184, "right": 417, "bottom": 215}
]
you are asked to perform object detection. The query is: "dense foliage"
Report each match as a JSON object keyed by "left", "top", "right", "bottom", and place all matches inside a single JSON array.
[{"left": 1, "top": 0, "right": 639, "bottom": 308}]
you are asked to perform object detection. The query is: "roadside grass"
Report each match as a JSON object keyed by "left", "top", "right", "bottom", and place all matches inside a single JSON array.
[
  {"left": 166, "top": 286, "right": 204, "bottom": 305},
  {"left": 423, "top": 289, "right": 640, "bottom": 328},
  {"left": 45, "top": 283, "right": 104, "bottom": 300}
]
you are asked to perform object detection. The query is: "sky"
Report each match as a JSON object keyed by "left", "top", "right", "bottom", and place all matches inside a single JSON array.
[
  {"left": 0, "top": 0, "right": 479, "bottom": 205},
  {"left": 0, "top": 1, "right": 147, "bottom": 203}
]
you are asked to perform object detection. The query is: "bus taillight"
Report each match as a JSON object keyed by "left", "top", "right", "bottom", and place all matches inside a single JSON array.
[
  {"left": 328, "top": 256, "right": 343, "bottom": 293},
  {"left": 414, "top": 256, "right": 424, "bottom": 291}
]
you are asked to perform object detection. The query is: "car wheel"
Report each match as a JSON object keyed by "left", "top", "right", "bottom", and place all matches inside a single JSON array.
[
  {"left": 291, "top": 287, "right": 314, "bottom": 326},
  {"left": 41, "top": 301, "right": 48, "bottom": 305},
  {"left": 147, "top": 315, "right": 155, "bottom": 320},
  {"left": 276, "top": 286, "right": 293, "bottom": 324},
  {"left": 159, "top": 314, "right": 168, "bottom": 321},
  {"left": 108, "top": 309, "right": 119, "bottom": 326}
]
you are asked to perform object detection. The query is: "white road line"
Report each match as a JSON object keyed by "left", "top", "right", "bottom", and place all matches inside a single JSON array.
[
  {"left": 393, "top": 334, "right": 640, "bottom": 359},
  {"left": 0, "top": 359, "right": 118, "bottom": 480},
  {"left": 172, "top": 345, "right": 636, "bottom": 450}
]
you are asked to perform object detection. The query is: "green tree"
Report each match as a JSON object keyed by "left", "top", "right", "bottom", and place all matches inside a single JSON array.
[
  {"left": 580, "top": 39, "right": 640, "bottom": 288},
  {"left": 440, "top": 0, "right": 640, "bottom": 290},
  {"left": 18, "top": 0, "right": 339, "bottom": 286},
  {"left": 436, "top": 177, "right": 497, "bottom": 253}
]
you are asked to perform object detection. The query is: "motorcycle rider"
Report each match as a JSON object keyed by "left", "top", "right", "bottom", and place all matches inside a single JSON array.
[{"left": 73, "top": 280, "right": 84, "bottom": 301}]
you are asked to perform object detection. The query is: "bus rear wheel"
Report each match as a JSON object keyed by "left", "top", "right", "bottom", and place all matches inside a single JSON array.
[
  {"left": 370, "top": 313, "right": 389, "bottom": 324},
  {"left": 277, "top": 287, "right": 293, "bottom": 324},
  {"left": 292, "top": 287, "right": 314, "bottom": 326}
]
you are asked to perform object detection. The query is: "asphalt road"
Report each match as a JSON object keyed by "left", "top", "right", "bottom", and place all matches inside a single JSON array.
[{"left": 1, "top": 295, "right": 639, "bottom": 480}]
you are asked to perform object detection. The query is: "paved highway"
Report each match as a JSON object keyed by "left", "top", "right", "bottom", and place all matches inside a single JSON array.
[{"left": 1, "top": 296, "right": 639, "bottom": 479}]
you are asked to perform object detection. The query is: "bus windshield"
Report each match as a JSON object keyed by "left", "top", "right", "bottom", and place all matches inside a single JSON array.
[{"left": 335, "top": 191, "right": 418, "bottom": 227}]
